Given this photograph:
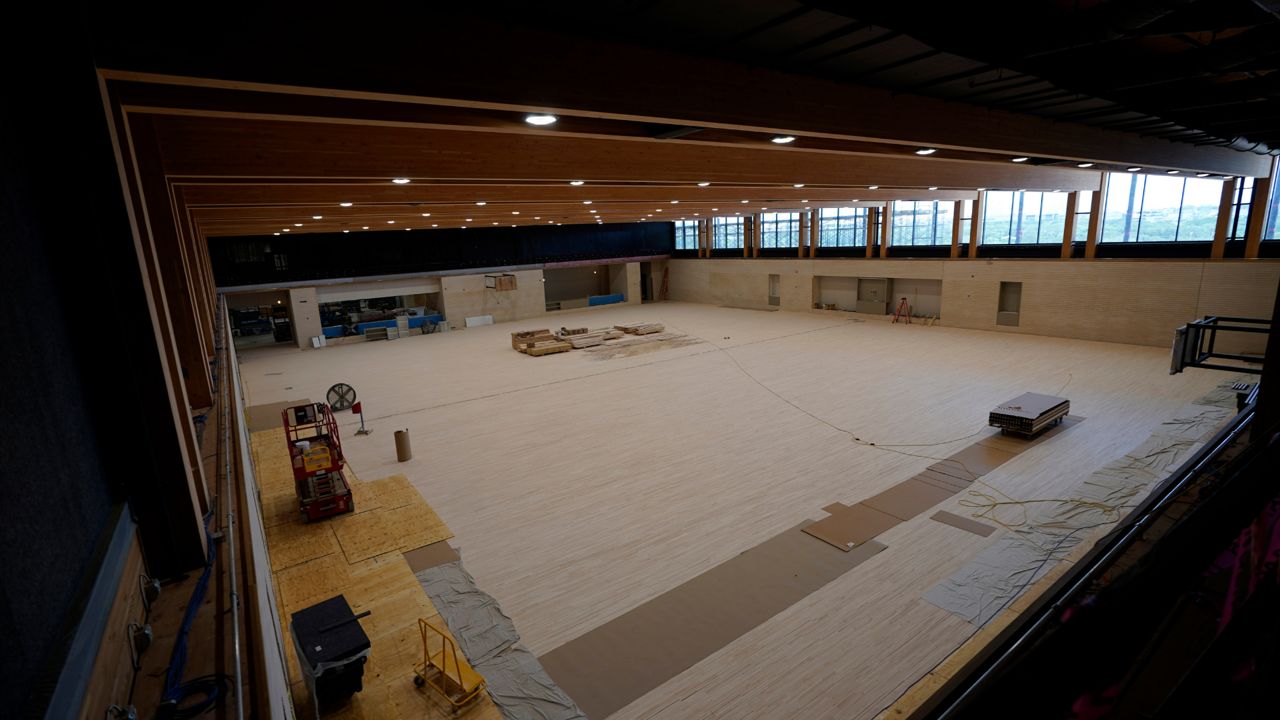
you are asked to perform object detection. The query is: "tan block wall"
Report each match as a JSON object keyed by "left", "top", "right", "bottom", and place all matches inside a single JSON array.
[
  {"left": 668, "top": 258, "right": 1280, "bottom": 349},
  {"left": 288, "top": 286, "right": 323, "bottom": 349},
  {"left": 440, "top": 269, "right": 546, "bottom": 327}
]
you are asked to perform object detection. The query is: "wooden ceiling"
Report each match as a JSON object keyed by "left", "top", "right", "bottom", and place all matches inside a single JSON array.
[{"left": 94, "top": 11, "right": 1269, "bottom": 242}]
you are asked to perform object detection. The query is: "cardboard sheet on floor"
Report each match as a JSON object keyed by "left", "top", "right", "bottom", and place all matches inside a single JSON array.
[
  {"left": 802, "top": 502, "right": 901, "bottom": 551},
  {"left": 403, "top": 541, "right": 460, "bottom": 574},
  {"left": 914, "top": 468, "right": 974, "bottom": 494},
  {"left": 931, "top": 510, "right": 997, "bottom": 537},
  {"left": 246, "top": 399, "right": 310, "bottom": 433},
  {"left": 945, "top": 443, "right": 1018, "bottom": 477},
  {"left": 862, "top": 478, "right": 960, "bottom": 521},
  {"left": 539, "top": 525, "right": 885, "bottom": 720}
]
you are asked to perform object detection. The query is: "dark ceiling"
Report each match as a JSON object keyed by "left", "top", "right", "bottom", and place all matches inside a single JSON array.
[{"left": 498, "top": 0, "right": 1280, "bottom": 156}]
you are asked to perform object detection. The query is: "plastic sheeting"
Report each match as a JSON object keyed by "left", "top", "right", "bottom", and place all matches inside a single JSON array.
[
  {"left": 924, "top": 380, "right": 1242, "bottom": 627},
  {"left": 416, "top": 561, "right": 587, "bottom": 720}
]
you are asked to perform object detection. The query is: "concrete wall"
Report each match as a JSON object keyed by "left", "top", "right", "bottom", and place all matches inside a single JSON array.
[
  {"left": 288, "top": 286, "right": 322, "bottom": 349},
  {"left": 314, "top": 277, "right": 441, "bottom": 303},
  {"left": 225, "top": 289, "right": 287, "bottom": 309},
  {"left": 546, "top": 266, "right": 608, "bottom": 301},
  {"left": 669, "top": 258, "right": 1280, "bottom": 350},
  {"left": 439, "top": 269, "right": 546, "bottom": 327}
]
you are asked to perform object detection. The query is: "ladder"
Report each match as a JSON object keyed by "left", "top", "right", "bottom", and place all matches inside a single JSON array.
[{"left": 891, "top": 297, "right": 912, "bottom": 324}]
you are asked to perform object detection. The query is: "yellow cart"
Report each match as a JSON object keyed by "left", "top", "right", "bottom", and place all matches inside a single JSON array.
[{"left": 412, "top": 619, "right": 486, "bottom": 716}]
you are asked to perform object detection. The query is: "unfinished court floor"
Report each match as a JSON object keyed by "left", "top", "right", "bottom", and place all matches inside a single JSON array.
[{"left": 239, "top": 302, "right": 1224, "bottom": 719}]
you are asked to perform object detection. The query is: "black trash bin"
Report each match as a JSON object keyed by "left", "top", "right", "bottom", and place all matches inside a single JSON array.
[{"left": 290, "top": 595, "right": 370, "bottom": 715}]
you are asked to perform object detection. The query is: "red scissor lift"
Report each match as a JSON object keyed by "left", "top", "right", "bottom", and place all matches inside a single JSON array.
[{"left": 282, "top": 403, "right": 355, "bottom": 521}]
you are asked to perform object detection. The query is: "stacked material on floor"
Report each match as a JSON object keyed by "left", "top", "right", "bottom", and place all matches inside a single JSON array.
[
  {"left": 511, "top": 329, "right": 571, "bottom": 356},
  {"left": 988, "top": 393, "right": 1070, "bottom": 437},
  {"left": 558, "top": 327, "right": 624, "bottom": 348},
  {"left": 614, "top": 322, "right": 665, "bottom": 335},
  {"left": 558, "top": 327, "right": 589, "bottom": 336}
]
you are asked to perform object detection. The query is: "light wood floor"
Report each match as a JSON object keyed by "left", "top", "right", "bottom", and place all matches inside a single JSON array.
[{"left": 239, "top": 302, "right": 1223, "bottom": 719}]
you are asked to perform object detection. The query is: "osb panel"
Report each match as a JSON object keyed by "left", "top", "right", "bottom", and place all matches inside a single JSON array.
[{"left": 265, "top": 520, "right": 342, "bottom": 572}]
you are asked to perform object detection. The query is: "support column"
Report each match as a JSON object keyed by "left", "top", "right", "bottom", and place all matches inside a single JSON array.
[
  {"left": 809, "top": 209, "right": 819, "bottom": 257},
  {"left": 866, "top": 207, "right": 878, "bottom": 258},
  {"left": 1061, "top": 192, "right": 1079, "bottom": 259},
  {"left": 950, "top": 200, "right": 963, "bottom": 259},
  {"left": 798, "top": 211, "right": 809, "bottom": 258},
  {"left": 699, "top": 219, "right": 709, "bottom": 257},
  {"left": 879, "top": 201, "right": 892, "bottom": 258},
  {"left": 1085, "top": 175, "right": 1107, "bottom": 260},
  {"left": 969, "top": 192, "right": 984, "bottom": 259},
  {"left": 752, "top": 213, "right": 762, "bottom": 257},
  {"left": 1245, "top": 164, "right": 1275, "bottom": 259},
  {"left": 742, "top": 214, "right": 750, "bottom": 257},
  {"left": 1212, "top": 177, "right": 1240, "bottom": 259}
]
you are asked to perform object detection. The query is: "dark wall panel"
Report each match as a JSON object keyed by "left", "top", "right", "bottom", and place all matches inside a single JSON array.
[{"left": 210, "top": 221, "right": 674, "bottom": 286}]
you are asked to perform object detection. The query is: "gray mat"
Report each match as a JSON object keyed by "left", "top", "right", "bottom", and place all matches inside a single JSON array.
[
  {"left": 417, "top": 561, "right": 586, "bottom": 720},
  {"left": 538, "top": 525, "right": 886, "bottom": 720}
]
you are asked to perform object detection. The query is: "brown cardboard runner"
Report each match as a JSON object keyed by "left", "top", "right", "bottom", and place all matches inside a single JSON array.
[
  {"left": 862, "top": 478, "right": 960, "bottom": 521},
  {"left": 539, "top": 526, "right": 886, "bottom": 720},
  {"left": 403, "top": 540, "right": 461, "bottom": 573},
  {"left": 930, "top": 510, "right": 997, "bottom": 537},
  {"left": 802, "top": 502, "right": 902, "bottom": 550}
]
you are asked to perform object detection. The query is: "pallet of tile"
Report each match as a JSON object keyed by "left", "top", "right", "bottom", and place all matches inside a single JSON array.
[{"left": 614, "top": 322, "right": 665, "bottom": 335}]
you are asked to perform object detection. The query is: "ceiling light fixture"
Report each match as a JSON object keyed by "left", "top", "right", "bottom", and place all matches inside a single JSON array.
[
  {"left": 697, "top": 181, "right": 710, "bottom": 187},
  {"left": 569, "top": 180, "right": 584, "bottom": 186},
  {"left": 868, "top": 185, "right": 879, "bottom": 190},
  {"left": 392, "top": 178, "right": 411, "bottom": 184},
  {"left": 801, "top": 199, "right": 809, "bottom": 203},
  {"left": 1196, "top": 173, "right": 1211, "bottom": 178},
  {"left": 771, "top": 135, "right": 796, "bottom": 144},
  {"left": 387, "top": 220, "right": 395, "bottom": 224},
  {"left": 512, "top": 211, "right": 520, "bottom": 215},
  {"left": 476, "top": 201, "right": 486, "bottom": 206},
  {"left": 928, "top": 186, "right": 939, "bottom": 190},
  {"left": 524, "top": 114, "right": 558, "bottom": 126},
  {"left": 583, "top": 200, "right": 592, "bottom": 205},
  {"left": 431, "top": 224, "right": 438, "bottom": 227},
  {"left": 1166, "top": 170, "right": 1180, "bottom": 175},
  {"left": 283, "top": 228, "right": 290, "bottom": 231},
  {"left": 1011, "top": 157, "right": 1029, "bottom": 163},
  {"left": 671, "top": 200, "right": 679, "bottom": 204},
  {"left": 312, "top": 215, "right": 323, "bottom": 220},
  {"left": 343, "top": 229, "right": 350, "bottom": 233},
  {"left": 915, "top": 148, "right": 937, "bottom": 156},
  {"left": 362, "top": 226, "right": 369, "bottom": 230},
  {"left": 273, "top": 232, "right": 280, "bottom": 236},
  {"left": 465, "top": 217, "right": 473, "bottom": 222},
  {"left": 793, "top": 183, "right": 805, "bottom": 188},
  {"left": 1127, "top": 167, "right": 1142, "bottom": 172},
  {"left": 294, "top": 223, "right": 303, "bottom": 227},
  {"left": 1077, "top": 163, "right": 1094, "bottom": 168},
  {"left": 534, "top": 216, "right": 541, "bottom": 219},
  {"left": 339, "top": 201, "right": 353, "bottom": 207},
  {"left": 421, "top": 212, "right": 431, "bottom": 217}
]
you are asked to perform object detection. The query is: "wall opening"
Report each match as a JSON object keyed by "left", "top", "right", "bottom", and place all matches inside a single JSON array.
[{"left": 998, "top": 281, "right": 1022, "bottom": 326}]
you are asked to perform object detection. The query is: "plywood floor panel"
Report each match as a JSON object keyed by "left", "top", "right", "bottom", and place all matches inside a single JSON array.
[{"left": 240, "top": 302, "right": 1223, "bottom": 719}]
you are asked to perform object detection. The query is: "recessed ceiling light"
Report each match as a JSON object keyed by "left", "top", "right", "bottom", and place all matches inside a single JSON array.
[
  {"left": 534, "top": 216, "right": 541, "bottom": 219},
  {"left": 711, "top": 208, "right": 718, "bottom": 211},
  {"left": 492, "top": 222, "right": 499, "bottom": 225},
  {"left": 1077, "top": 163, "right": 1094, "bottom": 168},
  {"left": 741, "top": 199, "right": 749, "bottom": 203},
  {"left": 421, "top": 212, "right": 431, "bottom": 217},
  {"left": 1052, "top": 189, "right": 1062, "bottom": 192},
  {"left": 524, "top": 114, "right": 558, "bottom": 126},
  {"left": 868, "top": 185, "right": 879, "bottom": 190},
  {"left": 762, "top": 207, "right": 768, "bottom": 210},
  {"left": 1011, "top": 157, "right": 1029, "bottom": 163},
  {"left": 512, "top": 211, "right": 520, "bottom": 215},
  {"left": 589, "top": 210, "right": 597, "bottom": 214},
  {"left": 569, "top": 180, "right": 585, "bottom": 186},
  {"left": 462, "top": 226, "right": 468, "bottom": 229},
  {"left": 801, "top": 199, "right": 809, "bottom": 203},
  {"left": 312, "top": 215, "right": 323, "bottom": 220},
  {"left": 1196, "top": 173, "right": 1211, "bottom": 178},
  {"left": 273, "top": 232, "right": 280, "bottom": 236},
  {"left": 283, "top": 228, "right": 290, "bottom": 232},
  {"left": 929, "top": 186, "right": 939, "bottom": 190},
  {"left": 1166, "top": 169, "right": 1180, "bottom": 175},
  {"left": 392, "top": 178, "right": 411, "bottom": 184},
  {"left": 697, "top": 181, "right": 711, "bottom": 187},
  {"left": 656, "top": 209, "right": 663, "bottom": 212},
  {"left": 850, "top": 199, "right": 859, "bottom": 202},
  {"left": 339, "top": 201, "right": 353, "bottom": 207},
  {"left": 976, "top": 187, "right": 987, "bottom": 191},
  {"left": 294, "top": 223, "right": 303, "bottom": 227},
  {"left": 362, "top": 226, "right": 369, "bottom": 229},
  {"left": 465, "top": 218, "right": 473, "bottom": 222},
  {"left": 915, "top": 148, "right": 937, "bottom": 156},
  {"left": 343, "top": 229, "right": 349, "bottom": 233},
  {"left": 387, "top": 220, "right": 395, "bottom": 224},
  {"left": 1018, "top": 188, "right": 1027, "bottom": 192},
  {"left": 548, "top": 221, "right": 554, "bottom": 224},
  {"left": 671, "top": 200, "right": 679, "bottom": 204},
  {"left": 693, "top": 213, "right": 699, "bottom": 216},
  {"left": 583, "top": 200, "right": 592, "bottom": 205},
  {"left": 511, "top": 224, "right": 516, "bottom": 227},
  {"left": 1127, "top": 167, "right": 1142, "bottom": 172},
  {"left": 793, "top": 183, "right": 805, "bottom": 188},
  {"left": 647, "top": 214, "right": 653, "bottom": 217},
  {"left": 771, "top": 135, "right": 796, "bottom": 144},
  {"left": 431, "top": 223, "right": 438, "bottom": 227},
  {"left": 476, "top": 201, "right": 486, "bottom": 206},
  {"left": 405, "top": 228, "right": 411, "bottom": 231}
]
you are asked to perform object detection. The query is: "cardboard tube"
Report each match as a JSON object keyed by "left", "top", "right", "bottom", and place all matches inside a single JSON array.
[{"left": 394, "top": 429, "right": 412, "bottom": 462}]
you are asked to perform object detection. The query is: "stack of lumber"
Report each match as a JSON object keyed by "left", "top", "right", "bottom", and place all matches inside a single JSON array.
[
  {"left": 512, "top": 329, "right": 555, "bottom": 351},
  {"left": 614, "top": 322, "right": 665, "bottom": 335},
  {"left": 525, "top": 340, "right": 573, "bottom": 356},
  {"left": 560, "top": 328, "right": 624, "bottom": 348},
  {"left": 560, "top": 327, "right": 589, "bottom": 336}
]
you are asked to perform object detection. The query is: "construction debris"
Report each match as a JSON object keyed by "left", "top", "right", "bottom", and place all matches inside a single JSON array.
[
  {"left": 560, "top": 328, "right": 625, "bottom": 348},
  {"left": 525, "top": 340, "right": 573, "bottom": 356},
  {"left": 614, "top": 322, "right": 665, "bottom": 335},
  {"left": 512, "top": 329, "right": 555, "bottom": 351}
]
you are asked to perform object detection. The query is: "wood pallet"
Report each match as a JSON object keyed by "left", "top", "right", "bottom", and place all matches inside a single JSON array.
[
  {"left": 614, "top": 322, "right": 665, "bottom": 335},
  {"left": 525, "top": 340, "right": 573, "bottom": 356},
  {"left": 562, "top": 328, "right": 625, "bottom": 348}
]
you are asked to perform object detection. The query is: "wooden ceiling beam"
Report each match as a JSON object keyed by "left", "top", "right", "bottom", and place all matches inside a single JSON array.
[{"left": 152, "top": 115, "right": 1100, "bottom": 191}]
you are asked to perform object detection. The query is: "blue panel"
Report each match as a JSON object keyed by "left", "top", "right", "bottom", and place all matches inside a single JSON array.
[
  {"left": 322, "top": 325, "right": 344, "bottom": 338},
  {"left": 588, "top": 293, "right": 625, "bottom": 306}
]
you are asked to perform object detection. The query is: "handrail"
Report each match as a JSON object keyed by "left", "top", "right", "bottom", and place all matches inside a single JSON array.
[
  {"left": 926, "top": 397, "right": 1260, "bottom": 719},
  {"left": 217, "top": 296, "right": 245, "bottom": 720}
]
